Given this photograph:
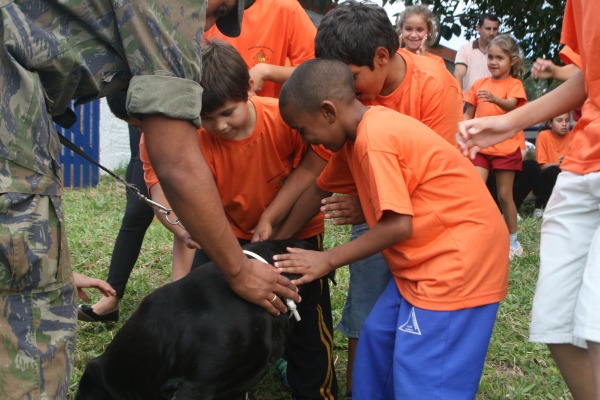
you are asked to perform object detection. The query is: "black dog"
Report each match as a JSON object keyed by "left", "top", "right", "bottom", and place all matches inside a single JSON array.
[{"left": 76, "top": 239, "right": 318, "bottom": 400}]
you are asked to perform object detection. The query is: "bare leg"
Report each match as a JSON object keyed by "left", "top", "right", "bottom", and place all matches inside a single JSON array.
[
  {"left": 495, "top": 170, "right": 517, "bottom": 234},
  {"left": 587, "top": 341, "right": 600, "bottom": 400},
  {"left": 549, "top": 343, "right": 595, "bottom": 400}
]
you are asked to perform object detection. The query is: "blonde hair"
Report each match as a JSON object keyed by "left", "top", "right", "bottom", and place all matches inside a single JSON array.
[
  {"left": 488, "top": 35, "right": 525, "bottom": 79},
  {"left": 396, "top": 4, "right": 438, "bottom": 47}
]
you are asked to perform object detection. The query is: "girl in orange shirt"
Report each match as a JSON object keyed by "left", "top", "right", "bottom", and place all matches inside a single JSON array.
[
  {"left": 464, "top": 34, "right": 527, "bottom": 260},
  {"left": 533, "top": 112, "right": 573, "bottom": 217},
  {"left": 396, "top": 4, "right": 445, "bottom": 66}
]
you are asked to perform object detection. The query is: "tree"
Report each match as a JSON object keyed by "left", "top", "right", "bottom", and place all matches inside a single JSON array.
[{"left": 301, "top": 0, "right": 567, "bottom": 63}]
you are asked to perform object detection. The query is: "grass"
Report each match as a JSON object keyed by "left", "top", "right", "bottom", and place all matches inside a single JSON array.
[{"left": 64, "top": 175, "right": 572, "bottom": 399}]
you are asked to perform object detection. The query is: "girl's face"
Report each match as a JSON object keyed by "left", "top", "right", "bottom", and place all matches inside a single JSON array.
[
  {"left": 400, "top": 15, "right": 429, "bottom": 53},
  {"left": 548, "top": 113, "right": 571, "bottom": 136},
  {"left": 487, "top": 44, "right": 514, "bottom": 79}
]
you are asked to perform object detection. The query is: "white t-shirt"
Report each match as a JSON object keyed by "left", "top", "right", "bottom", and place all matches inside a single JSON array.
[{"left": 454, "top": 40, "right": 490, "bottom": 94}]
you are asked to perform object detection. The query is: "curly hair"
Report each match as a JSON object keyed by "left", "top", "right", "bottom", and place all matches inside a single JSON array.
[{"left": 488, "top": 35, "right": 525, "bottom": 79}]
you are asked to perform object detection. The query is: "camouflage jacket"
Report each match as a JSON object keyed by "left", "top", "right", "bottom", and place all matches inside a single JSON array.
[{"left": 0, "top": 0, "right": 206, "bottom": 195}]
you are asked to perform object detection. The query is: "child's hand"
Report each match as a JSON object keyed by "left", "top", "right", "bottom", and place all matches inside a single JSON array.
[
  {"left": 249, "top": 63, "right": 271, "bottom": 93},
  {"left": 477, "top": 89, "right": 497, "bottom": 104},
  {"left": 182, "top": 232, "right": 201, "bottom": 249},
  {"left": 531, "top": 58, "right": 556, "bottom": 80},
  {"left": 73, "top": 272, "right": 116, "bottom": 301},
  {"left": 321, "top": 195, "right": 365, "bottom": 225},
  {"left": 251, "top": 217, "right": 274, "bottom": 242},
  {"left": 273, "top": 247, "right": 334, "bottom": 285},
  {"left": 456, "top": 114, "right": 518, "bottom": 159}
]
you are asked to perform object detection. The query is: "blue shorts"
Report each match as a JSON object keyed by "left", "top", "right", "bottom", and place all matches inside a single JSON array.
[
  {"left": 337, "top": 223, "right": 391, "bottom": 338},
  {"left": 353, "top": 278, "right": 499, "bottom": 399}
]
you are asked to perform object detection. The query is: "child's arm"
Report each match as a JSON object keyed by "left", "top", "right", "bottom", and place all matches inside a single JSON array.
[
  {"left": 531, "top": 58, "right": 580, "bottom": 81},
  {"left": 270, "top": 179, "right": 332, "bottom": 240},
  {"left": 273, "top": 211, "right": 412, "bottom": 285},
  {"left": 476, "top": 90, "right": 519, "bottom": 112},
  {"left": 457, "top": 70, "right": 586, "bottom": 159},
  {"left": 463, "top": 104, "right": 476, "bottom": 120},
  {"left": 149, "top": 183, "right": 198, "bottom": 279},
  {"left": 252, "top": 147, "right": 327, "bottom": 241},
  {"left": 249, "top": 64, "right": 296, "bottom": 93}
]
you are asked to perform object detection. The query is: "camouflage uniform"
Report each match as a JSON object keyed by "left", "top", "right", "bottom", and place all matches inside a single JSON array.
[{"left": 1, "top": 1, "right": 206, "bottom": 398}]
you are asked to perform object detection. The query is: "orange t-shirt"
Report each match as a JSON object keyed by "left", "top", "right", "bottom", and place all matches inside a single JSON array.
[
  {"left": 559, "top": 45, "right": 582, "bottom": 68},
  {"left": 362, "top": 50, "right": 463, "bottom": 144},
  {"left": 317, "top": 106, "right": 509, "bottom": 311},
  {"left": 559, "top": 0, "right": 600, "bottom": 174},
  {"left": 140, "top": 96, "right": 324, "bottom": 240},
  {"left": 424, "top": 51, "right": 446, "bottom": 67},
  {"left": 203, "top": 0, "right": 315, "bottom": 98},
  {"left": 465, "top": 76, "right": 527, "bottom": 156},
  {"left": 535, "top": 129, "right": 574, "bottom": 165}
]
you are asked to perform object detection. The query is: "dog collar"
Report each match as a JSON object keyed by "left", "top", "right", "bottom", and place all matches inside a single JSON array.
[{"left": 242, "top": 249, "right": 301, "bottom": 322}]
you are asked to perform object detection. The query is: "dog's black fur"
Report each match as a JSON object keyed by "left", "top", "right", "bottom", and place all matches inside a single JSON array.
[{"left": 75, "top": 239, "right": 318, "bottom": 400}]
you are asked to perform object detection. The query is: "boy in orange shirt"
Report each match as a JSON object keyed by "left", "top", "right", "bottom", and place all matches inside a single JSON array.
[
  {"left": 203, "top": 0, "right": 316, "bottom": 98},
  {"left": 272, "top": 58, "right": 509, "bottom": 399},
  {"left": 140, "top": 41, "right": 337, "bottom": 400},
  {"left": 253, "top": 3, "right": 464, "bottom": 395}
]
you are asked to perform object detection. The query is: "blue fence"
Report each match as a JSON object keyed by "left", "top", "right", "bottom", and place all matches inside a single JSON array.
[{"left": 56, "top": 100, "right": 100, "bottom": 188}]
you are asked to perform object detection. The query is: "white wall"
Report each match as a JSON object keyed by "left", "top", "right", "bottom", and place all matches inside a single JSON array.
[{"left": 99, "top": 98, "right": 131, "bottom": 172}]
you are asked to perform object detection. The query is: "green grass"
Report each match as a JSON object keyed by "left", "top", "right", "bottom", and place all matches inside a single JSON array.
[{"left": 64, "top": 176, "right": 571, "bottom": 399}]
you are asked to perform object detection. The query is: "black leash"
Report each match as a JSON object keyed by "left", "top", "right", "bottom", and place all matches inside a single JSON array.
[{"left": 57, "top": 131, "right": 183, "bottom": 228}]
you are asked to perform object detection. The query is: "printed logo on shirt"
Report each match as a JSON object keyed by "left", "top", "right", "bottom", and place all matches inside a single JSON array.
[
  {"left": 249, "top": 45, "right": 274, "bottom": 64},
  {"left": 398, "top": 306, "right": 421, "bottom": 335}
]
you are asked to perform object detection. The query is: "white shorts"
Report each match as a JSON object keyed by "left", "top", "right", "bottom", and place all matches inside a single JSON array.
[{"left": 530, "top": 171, "right": 600, "bottom": 348}]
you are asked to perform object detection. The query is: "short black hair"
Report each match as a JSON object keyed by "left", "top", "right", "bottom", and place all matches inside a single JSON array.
[
  {"left": 200, "top": 40, "right": 250, "bottom": 115},
  {"left": 106, "top": 90, "right": 129, "bottom": 121},
  {"left": 280, "top": 58, "right": 356, "bottom": 115},
  {"left": 478, "top": 13, "right": 499, "bottom": 27},
  {"left": 314, "top": 1, "right": 399, "bottom": 69}
]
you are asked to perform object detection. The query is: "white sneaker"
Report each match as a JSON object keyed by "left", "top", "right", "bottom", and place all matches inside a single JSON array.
[
  {"left": 509, "top": 242, "right": 524, "bottom": 261},
  {"left": 533, "top": 208, "right": 543, "bottom": 219}
]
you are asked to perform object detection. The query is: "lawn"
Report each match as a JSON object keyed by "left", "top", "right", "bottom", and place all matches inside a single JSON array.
[{"left": 65, "top": 175, "right": 572, "bottom": 399}]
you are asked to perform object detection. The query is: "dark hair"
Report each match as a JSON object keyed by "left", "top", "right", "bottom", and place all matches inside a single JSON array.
[
  {"left": 478, "top": 13, "right": 499, "bottom": 27},
  {"left": 200, "top": 40, "right": 250, "bottom": 115},
  {"left": 106, "top": 90, "right": 129, "bottom": 121},
  {"left": 314, "top": 1, "right": 399, "bottom": 69},
  {"left": 280, "top": 58, "right": 356, "bottom": 115}
]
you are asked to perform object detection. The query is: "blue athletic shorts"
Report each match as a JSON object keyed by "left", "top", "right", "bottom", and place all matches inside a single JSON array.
[{"left": 353, "top": 277, "right": 499, "bottom": 399}]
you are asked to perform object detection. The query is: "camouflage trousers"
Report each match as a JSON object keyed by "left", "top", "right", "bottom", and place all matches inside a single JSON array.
[{"left": 0, "top": 193, "right": 77, "bottom": 400}]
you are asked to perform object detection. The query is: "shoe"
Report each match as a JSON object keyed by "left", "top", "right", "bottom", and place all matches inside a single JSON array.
[
  {"left": 533, "top": 208, "right": 543, "bottom": 219},
  {"left": 274, "top": 357, "right": 290, "bottom": 387},
  {"left": 509, "top": 242, "right": 524, "bottom": 261},
  {"left": 77, "top": 304, "right": 119, "bottom": 323}
]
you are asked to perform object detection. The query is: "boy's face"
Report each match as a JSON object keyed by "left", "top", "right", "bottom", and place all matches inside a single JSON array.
[
  {"left": 201, "top": 100, "right": 252, "bottom": 140},
  {"left": 282, "top": 105, "right": 346, "bottom": 153},
  {"left": 347, "top": 64, "right": 386, "bottom": 102}
]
